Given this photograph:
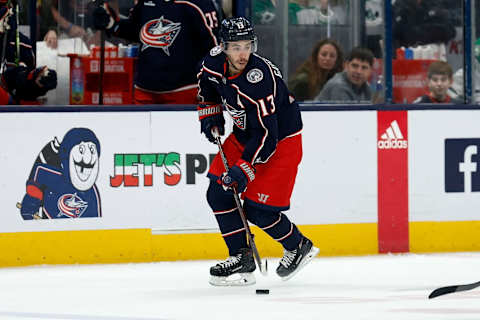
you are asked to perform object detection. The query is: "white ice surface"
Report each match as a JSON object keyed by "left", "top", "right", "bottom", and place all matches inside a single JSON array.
[{"left": 0, "top": 253, "right": 480, "bottom": 320}]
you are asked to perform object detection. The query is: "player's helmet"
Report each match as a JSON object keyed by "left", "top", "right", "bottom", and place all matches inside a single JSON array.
[{"left": 220, "top": 17, "right": 257, "bottom": 52}]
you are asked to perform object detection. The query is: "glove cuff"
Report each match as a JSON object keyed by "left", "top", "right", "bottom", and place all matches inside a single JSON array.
[
  {"left": 235, "top": 159, "right": 255, "bottom": 183},
  {"left": 198, "top": 103, "right": 221, "bottom": 120}
]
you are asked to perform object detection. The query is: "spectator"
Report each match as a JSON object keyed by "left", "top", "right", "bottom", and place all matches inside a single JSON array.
[
  {"left": 315, "top": 47, "right": 374, "bottom": 103},
  {"left": 392, "top": 0, "right": 457, "bottom": 51},
  {"left": 93, "top": 0, "right": 220, "bottom": 104},
  {"left": 288, "top": 38, "right": 343, "bottom": 101},
  {"left": 413, "top": 61, "right": 461, "bottom": 104}
]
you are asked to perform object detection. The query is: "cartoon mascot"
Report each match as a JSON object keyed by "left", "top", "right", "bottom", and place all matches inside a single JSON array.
[{"left": 19, "top": 128, "right": 102, "bottom": 219}]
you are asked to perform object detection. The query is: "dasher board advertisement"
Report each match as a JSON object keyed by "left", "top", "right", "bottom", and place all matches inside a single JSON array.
[
  {"left": 0, "top": 111, "right": 377, "bottom": 233},
  {"left": 409, "top": 110, "right": 480, "bottom": 222}
]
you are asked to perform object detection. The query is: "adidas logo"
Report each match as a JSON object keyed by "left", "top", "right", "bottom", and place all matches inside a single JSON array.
[{"left": 378, "top": 120, "right": 408, "bottom": 149}]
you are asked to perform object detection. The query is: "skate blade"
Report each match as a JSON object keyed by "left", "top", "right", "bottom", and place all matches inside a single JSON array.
[
  {"left": 209, "top": 272, "right": 256, "bottom": 287},
  {"left": 280, "top": 246, "right": 320, "bottom": 282}
]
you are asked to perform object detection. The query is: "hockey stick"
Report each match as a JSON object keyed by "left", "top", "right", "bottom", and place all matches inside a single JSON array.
[
  {"left": 428, "top": 280, "right": 480, "bottom": 299},
  {"left": 0, "top": 0, "right": 14, "bottom": 73},
  {"left": 93, "top": 0, "right": 105, "bottom": 105},
  {"left": 14, "top": 2, "right": 19, "bottom": 66},
  {"left": 212, "top": 128, "right": 268, "bottom": 275}
]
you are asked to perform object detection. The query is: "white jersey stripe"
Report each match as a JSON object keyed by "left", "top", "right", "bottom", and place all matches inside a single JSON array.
[{"left": 231, "top": 83, "right": 269, "bottom": 164}]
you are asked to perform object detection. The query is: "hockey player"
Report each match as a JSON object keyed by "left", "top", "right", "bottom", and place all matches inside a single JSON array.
[
  {"left": 0, "top": 0, "right": 57, "bottom": 104},
  {"left": 197, "top": 17, "right": 319, "bottom": 286},
  {"left": 93, "top": 0, "right": 220, "bottom": 104}
]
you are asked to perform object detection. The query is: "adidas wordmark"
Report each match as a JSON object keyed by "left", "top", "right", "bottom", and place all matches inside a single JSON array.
[{"left": 378, "top": 120, "right": 408, "bottom": 149}]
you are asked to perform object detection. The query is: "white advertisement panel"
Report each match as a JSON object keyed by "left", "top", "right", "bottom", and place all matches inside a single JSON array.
[
  {"left": 295, "top": 111, "right": 378, "bottom": 224},
  {"left": 0, "top": 110, "right": 378, "bottom": 233},
  {"left": 409, "top": 110, "right": 480, "bottom": 221}
]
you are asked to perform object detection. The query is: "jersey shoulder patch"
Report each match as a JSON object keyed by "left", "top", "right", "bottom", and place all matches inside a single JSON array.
[
  {"left": 246, "top": 68, "right": 264, "bottom": 83},
  {"left": 210, "top": 46, "right": 222, "bottom": 56}
]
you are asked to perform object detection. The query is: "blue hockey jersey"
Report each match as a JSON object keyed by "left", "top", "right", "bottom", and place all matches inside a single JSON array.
[
  {"left": 198, "top": 47, "right": 303, "bottom": 165},
  {"left": 29, "top": 163, "right": 101, "bottom": 219},
  {"left": 113, "top": 0, "right": 219, "bottom": 92}
]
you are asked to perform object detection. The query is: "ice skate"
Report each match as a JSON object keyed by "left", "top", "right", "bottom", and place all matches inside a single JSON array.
[
  {"left": 209, "top": 248, "right": 256, "bottom": 286},
  {"left": 276, "top": 237, "right": 319, "bottom": 281}
]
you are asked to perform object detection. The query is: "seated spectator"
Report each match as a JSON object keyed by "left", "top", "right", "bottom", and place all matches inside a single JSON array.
[
  {"left": 315, "top": 47, "right": 374, "bottom": 103},
  {"left": 413, "top": 61, "right": 461, "bottom": 104},
  {"left": 288, "top": 38, "right": 343, "bottom": 101}
]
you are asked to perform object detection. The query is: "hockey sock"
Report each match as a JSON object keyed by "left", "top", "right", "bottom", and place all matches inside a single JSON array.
[
  {"left": 245, "top": 204, "right": 302, "bottom": 251},
  {"left": 207, "top": 180, "right": 248, "bottom": 255}
]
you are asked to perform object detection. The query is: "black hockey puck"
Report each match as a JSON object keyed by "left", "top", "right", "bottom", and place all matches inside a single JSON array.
[{"left": 256, "top": 289, "right": 270, "bottom": 294}]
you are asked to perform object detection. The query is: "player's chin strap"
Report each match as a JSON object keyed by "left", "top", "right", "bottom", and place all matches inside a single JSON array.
[{"left": 212, "top": 127, "right": 268, "bottom": 276}]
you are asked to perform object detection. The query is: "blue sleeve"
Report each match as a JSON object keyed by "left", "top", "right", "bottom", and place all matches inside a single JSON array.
[
  {"left": 197, "top": 57, "right": 223, "bottom": 104},
  {"left": 29, "top": 163, "right": 63, "bottom": 188}
]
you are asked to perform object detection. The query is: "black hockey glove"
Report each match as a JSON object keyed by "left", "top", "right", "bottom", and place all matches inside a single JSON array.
[
  {"left": 93, "top": 3, "right": 119, "bottom": 31},
  {"left": 3, "top": 65, "right": 57, "bottom": 101},
  {"left": 33, "top": 67, "right": 57, "bottom": 90},
  {"left": 198, "top": 103, "right": 225, "bottom": 143},
  {"left": 221, "top": 159, "right": 255, "bottom": 193}
]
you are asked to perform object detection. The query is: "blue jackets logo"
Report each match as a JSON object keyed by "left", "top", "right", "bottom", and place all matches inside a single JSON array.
[
  {"left": 445, "top": 138, "right": 480, "bottom": 192},
  {"left": 140, "top": 17, "right": 181, "bottom": 56}
]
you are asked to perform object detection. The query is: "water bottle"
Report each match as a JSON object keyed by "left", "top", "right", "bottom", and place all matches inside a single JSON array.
[
  {"left": 376, "top": 75, "right": 384, "bottom": 93},
  {"left": 71, "top": 58, "right": 84, "bottom": 104},
  {"left": 404, "top": 47, "right": 414, "bottom": 60}
]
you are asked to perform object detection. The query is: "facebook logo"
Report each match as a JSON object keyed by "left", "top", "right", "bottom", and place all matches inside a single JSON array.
[{"left": 445, "top": 139, "right": 480, "bottom": 192}]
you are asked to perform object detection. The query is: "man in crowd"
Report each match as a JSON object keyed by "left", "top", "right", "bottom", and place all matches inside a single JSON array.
[{"left": 316, "top": 47, "right": 373, "bottom": 103}]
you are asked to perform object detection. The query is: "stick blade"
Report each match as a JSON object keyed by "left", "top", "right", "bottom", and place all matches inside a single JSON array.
[
  {"left": 428, "top": 286, "right": 458, "bottom": 299},
  {"left": 428, "top": 281, "right": 480, "bottom": 299}
]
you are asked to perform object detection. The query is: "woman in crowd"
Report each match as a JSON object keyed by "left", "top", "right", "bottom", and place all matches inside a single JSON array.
[{"left": 288, "top": 38, "right": 344, "bottom": 101}]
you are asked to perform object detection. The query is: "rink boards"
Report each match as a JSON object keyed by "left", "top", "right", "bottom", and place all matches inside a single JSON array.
[{"left": 1, "top": 109, "right": 480, "bottom": 266}]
